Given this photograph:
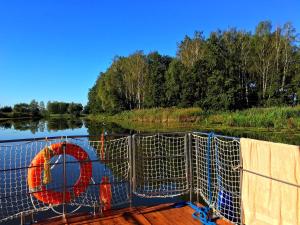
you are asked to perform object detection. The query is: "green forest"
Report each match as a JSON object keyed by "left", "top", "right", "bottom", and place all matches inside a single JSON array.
[
  {"left": 0, "top": 100, "right": 84, "bottom": 118},
  {"left": 87, "top": 21, "right": 300, "bottom": 114}
]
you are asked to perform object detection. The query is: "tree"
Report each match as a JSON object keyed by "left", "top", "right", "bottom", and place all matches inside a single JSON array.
[
  {"left": 0, "top": 106, "right": 13, "bottom": 113},
  {"left": 47, "top": 101, "right": 69, "bottom": 114},
  {"left": 39, "top": 101, "right": 47, "bottom": 116},
  {"left": 13, "top": 103, "right": 30, "bottom": 117},
  {"left": 68, "top": 103, "right": 83, "bottom": 116},
  {"left": 165, "top": 59, "right": 186, "bottom": 106},
  {"left": 281, "top": 22, "right": 297, "bottom": 90},
  {"left": 87, "top": 81, "right": 103, "bottom": 114},
  {"left": 29, "top": 100, "right": 40, "bottom": 117},
  {"left": 252, "top": 21, "right": 274, "bottom": 102},
  {"left": 144, "top": 52, "right": 172, "bottom": 108},
  {"left": 177, "top": 32, "right": 206, "bottom": 68},
  {"left": 87, "top": 21, "right": 300, "bottom": 112},
  {"left": 124, "top": 51, "right": 148, "bottom": 109}
]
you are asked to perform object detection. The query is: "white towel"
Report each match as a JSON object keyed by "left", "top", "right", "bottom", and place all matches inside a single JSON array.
[{"left": 241, "top": 138, "right": 300, "bottom": 225}]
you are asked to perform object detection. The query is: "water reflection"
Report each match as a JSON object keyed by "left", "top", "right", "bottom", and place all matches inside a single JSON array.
[
  {"left": 47, "top": 118, "right": 83, "bottom": 131},
  {"left": 85, "top": 120, "right": 131, "bottom": 137},
  {"left": 0, "top": 117, "right": 132, "bottom": 141},
  {"left": 0, "top": 119, "right": 41, "bottom": 134},
  {"left": 0, "top": 118, "right": 299, "bottom": 145}
]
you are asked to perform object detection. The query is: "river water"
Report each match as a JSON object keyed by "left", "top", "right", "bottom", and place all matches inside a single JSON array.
[{"left": 0, "top": 117, "right": 299, "bottom": 145}]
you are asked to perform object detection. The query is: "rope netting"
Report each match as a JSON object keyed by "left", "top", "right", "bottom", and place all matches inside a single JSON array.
[
  {"left": 0, "top": 132, "right": 243, "bottom": 224},
  {"left": 0, "top": 136, "right": 130, "bottom": 223},
  {"left": 192, "top": 133, "right": 241, "bottom": 225},
  {"left": 133, "top": 134, "right": 189, "bottom": 198}
]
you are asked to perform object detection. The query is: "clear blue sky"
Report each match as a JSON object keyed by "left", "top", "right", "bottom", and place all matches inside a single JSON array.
[{"left": 0, "top": 0, "right": 299, "bottom": 107}]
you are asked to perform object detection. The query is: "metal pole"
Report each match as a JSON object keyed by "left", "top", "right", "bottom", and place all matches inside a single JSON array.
[
  {"left": 195, "top": 136, "right": 199, "bottom": 203},
  {"left": 93, "top": 202, "right": 96, "bottom": 216},
  {"left": 239, "top": 142, "right": 244, "bottom": 225},
  {"left": 20, "top": 212, "right": 24, "bottom": 225},
  {"left": 183, "top": 134, "right": 189, "bottom": 201},
  {"left": 132, "top": 134, "right": 136, "bottom": 194},
  {"left": 30, "top": 211, "right": 35, "bottom": 224},
  {"left": 128, "top": 135, "right": 133, "bottom": 207},
  {"left": 188, "top": 133, "right": 193, "bottom": 202},
  {"left": 207, "top": 132, "right": 213, "bottom": 205},
  {"left": 62, "top": 139, "right": 67, "bottom": 219}
]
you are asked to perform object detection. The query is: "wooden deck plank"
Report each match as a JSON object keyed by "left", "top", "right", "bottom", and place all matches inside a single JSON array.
[
  {"left": 35, "top": 203, "right": 234, "bottom": 225},
  {"left": 140, "top": 204, "right": 199, "bottom": 225}
]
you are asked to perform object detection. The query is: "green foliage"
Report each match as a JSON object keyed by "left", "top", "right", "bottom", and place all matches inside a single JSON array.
[
  {"left": 0, "top": 106, "right": 13, "bottom": 113},
  {"left": 47, "top": 101, "right": 83, "bottom": 116},
  {"left": 11, "top": 100, "right": 42, "bottom": 118},
  {"left": 144, "top": 52, "right": 172, "bottom": 107},
  {"left": 47, "top": 101, "right": 69, "bottom": 114},
  {"left": 68, "top": 103, "right": 83, "bottom": 116},
  {"left": 88, "top": 21, "right": 300, "bottom": 114}
]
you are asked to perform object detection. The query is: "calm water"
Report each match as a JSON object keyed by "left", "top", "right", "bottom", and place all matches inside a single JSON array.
[
  {"left": 0, "top": 118, "right": 130, "bottom": 140},
  {"left": 0, "top": 117, "right": 299, "bottom": 145}
]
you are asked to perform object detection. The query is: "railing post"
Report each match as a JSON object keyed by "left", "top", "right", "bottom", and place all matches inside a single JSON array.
[
  {"left": 30, "top": 211, "right": 35, "bottom": 224},
  {"left": 207, "top": 132, "right": 214, "bottom": 206},
  {"left": 188, "top": 133, "right": 193, "bottom": 202},
  {"left": 128, "top": 135, "right": 133, "bottom": 207},
  {"left": 62, "top": 138, "right": 67, "bottom": 219},
  {"left": 239, "top": 142, "right": 244, "bottom": 225},
  {"left": 195, "top": 135, "right": 199, "bottom": 203},
  {"left": 20, "top": 212, "right": 24, "bottom": 225},
  {"left": 132, "top": 134, "right": 136, "bottom": 194}
]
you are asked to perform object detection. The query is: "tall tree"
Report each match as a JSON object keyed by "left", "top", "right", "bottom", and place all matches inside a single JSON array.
[
  {"left": 144, "top": 52, "right": 172, "bottom": 108},
  {"left": 252, "top": 21, "right": 274, "bottom": 102},
  {"left": 177, "top": 32, "right": 206, "bottom": 68},
  {"left": 125, "top": 51, "right": 148, "bottom": 109}
]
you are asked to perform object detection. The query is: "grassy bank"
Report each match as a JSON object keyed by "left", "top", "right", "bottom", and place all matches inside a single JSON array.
[
  {"left": 47, "top": 113, "right": 86, "bottom": 119},
  {"left": 89, "top": 106, "right": 300, "bottom": 130}
]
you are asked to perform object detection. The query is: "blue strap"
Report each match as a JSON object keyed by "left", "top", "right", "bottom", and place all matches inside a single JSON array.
[
  {"left": 188, "top": 202, "right": 216, "bottom": 225},
  {"left": 207, "top": 132, "right": 214, "bottom": 204}
]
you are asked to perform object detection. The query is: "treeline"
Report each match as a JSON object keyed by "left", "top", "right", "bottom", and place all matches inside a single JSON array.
[
  {"left": 0, "top": 100, "right": 44, "bottom": 118},
  {"left": 87, "top": 21, "right": 300, "bottom": 113},
  {"left": 46, "top": 101, "right": 84, "bottom": 115},
  {"left": 0, "top": 100, "right": 84, "bottom": 118}
]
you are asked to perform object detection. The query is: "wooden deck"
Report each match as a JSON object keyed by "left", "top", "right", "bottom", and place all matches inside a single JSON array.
[{"left": 36, "top": 203, "right": 233, "bottom": 225}]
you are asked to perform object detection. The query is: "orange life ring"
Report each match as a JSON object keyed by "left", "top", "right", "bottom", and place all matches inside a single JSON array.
[{"left": 28, "top": 142, "right": 92, "bottom": 205}]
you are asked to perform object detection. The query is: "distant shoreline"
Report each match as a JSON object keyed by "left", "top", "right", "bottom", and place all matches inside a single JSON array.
[{"left": 0, "top": 113, "right": 85, "bottom": 120}]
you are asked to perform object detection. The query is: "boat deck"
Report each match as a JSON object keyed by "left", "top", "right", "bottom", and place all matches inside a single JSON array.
[{"left": 35, "top": 203, "right": 233, "bottom": 225}]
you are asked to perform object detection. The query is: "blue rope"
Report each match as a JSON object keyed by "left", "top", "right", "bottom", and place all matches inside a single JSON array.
[
  {"left": 207, "top": 132, "right": 214, "bottom": 205},
  {"left": 188, "top": 202, "right": 216, "bottom": 225},
  {"left": 215, "top": 139, "right": 222, "bottom": 210}
]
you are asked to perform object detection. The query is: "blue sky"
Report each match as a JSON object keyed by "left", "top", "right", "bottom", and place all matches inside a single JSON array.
[{"left": 0, "top": 0, "right": 299, "bottom": 107}]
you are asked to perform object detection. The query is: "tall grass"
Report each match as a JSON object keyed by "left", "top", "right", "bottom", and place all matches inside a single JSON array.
[
  {"left": 89, "top": 106, "right": 300, "bottom": 130},
  {"left": 94, "top": 107, "right": 204, "bottom": 123},
  {"left": 212, "top": 106, "right": 300, "bottom": 129}
]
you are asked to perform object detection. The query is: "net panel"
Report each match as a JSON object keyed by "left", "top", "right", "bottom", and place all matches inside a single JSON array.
[
  {"left": 0, "top": 132, "right": 242, "bottom": 224},
  {"left": 192, "top": 133, "right": 241, "bottom": 225},
  {"left": 0, "top": 138, "right": 63, "bottom": 222},
  {"left": 133, "top": 134, "right": 189, "bottom": 198},
  {"left": 0, "top": 136, "right": 130, "bottom": 223}
]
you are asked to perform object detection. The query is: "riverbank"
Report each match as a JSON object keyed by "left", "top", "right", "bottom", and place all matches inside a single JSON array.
[
  {"left": 0, "top": 113, "right": 85, "bottom": 120},
  {"left": 88, "top": 106, "right": 300, "bottom": 130}
]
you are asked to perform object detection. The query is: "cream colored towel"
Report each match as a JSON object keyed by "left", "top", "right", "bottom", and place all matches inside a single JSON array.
[{"left": 241, "top": 138, "right": 300, "bottom": 225}]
